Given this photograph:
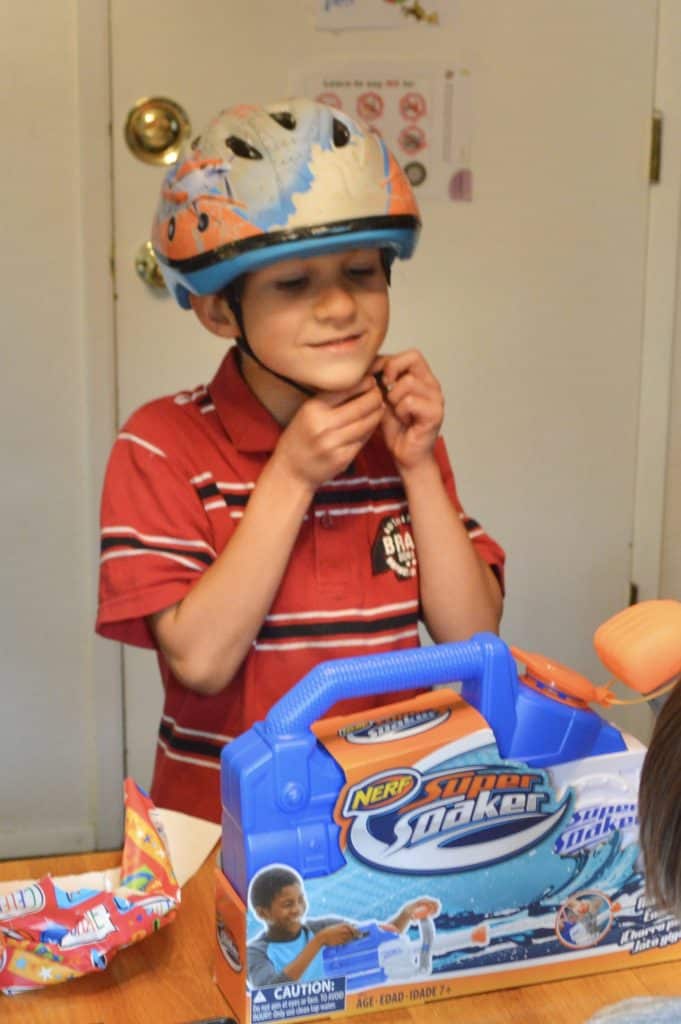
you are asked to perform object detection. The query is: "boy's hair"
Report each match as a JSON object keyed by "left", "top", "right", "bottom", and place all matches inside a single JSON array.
[
  {"left": 638, "top": 681, "right": 681, "bottom": 913},
  {"left": 250, "top": 866, "right": 300, "bottom": 911}
]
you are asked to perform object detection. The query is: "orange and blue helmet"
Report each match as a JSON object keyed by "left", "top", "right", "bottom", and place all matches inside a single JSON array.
[{"left": 151, "top": 98, "right": 421, "bottom": 308}]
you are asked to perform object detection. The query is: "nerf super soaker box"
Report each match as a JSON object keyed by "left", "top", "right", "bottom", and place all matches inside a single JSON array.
[{"left": 215, "top": 601, "right": 681, "bottom": 1023}]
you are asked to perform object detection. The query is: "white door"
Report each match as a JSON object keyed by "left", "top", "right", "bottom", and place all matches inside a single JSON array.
[{"left": 110, "top": 0, "right": 660, "bottom": 787}]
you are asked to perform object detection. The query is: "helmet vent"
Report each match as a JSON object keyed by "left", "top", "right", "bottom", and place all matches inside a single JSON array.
[
  {"left": 332, "top": 118, "right": 351, "bottom": 148},
  {"left": 225, "top": 136, "right": 263, "bottom": 160},
  {"left": 269, "top": 111, "right": 296, "bottom": 131}
]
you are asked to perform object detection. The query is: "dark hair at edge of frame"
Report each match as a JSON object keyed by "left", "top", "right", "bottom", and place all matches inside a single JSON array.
[
  {"left": 638, "top": 679, "right": 681, "bottom": 914},
  {"left": 250, "top": 866, "right": 300, "bottom": 911}
]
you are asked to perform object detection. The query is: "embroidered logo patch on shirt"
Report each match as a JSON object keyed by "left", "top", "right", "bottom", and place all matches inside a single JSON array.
[{"left": 371, "top": 513, "right": 417, "bottom": 580}]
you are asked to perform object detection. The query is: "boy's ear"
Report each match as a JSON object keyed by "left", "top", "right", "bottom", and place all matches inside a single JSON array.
[{"left": 189, "top": 292, "right": 240, "bottom": 339}]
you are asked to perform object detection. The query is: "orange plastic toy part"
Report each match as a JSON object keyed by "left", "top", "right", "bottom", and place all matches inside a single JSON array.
[
  {"left": 511, "top": 648, "right": 614, "bottom": 708},
  {"left": 593, "top": 600, "right": 681, "bottom": 694}
]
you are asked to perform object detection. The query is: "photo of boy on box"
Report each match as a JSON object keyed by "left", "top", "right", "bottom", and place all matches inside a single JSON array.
[
  {"left": 557, "top": 893, "right": 612, "bottom": 949},
  {"left": 96, "top": 98, "right": 505, "bottom": 822},
  {"left": 247, "top": 865, "right": 438, "bottom": 986}
]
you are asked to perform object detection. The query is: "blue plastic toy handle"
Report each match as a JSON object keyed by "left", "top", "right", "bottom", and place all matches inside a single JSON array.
[{"left": 265, "top": 638, "right": 489, "bottom": 736}]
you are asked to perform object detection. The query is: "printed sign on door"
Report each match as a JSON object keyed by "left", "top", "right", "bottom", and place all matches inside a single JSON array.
[{"left": 291, "top": 61, "right": 473, "bottom": 201}]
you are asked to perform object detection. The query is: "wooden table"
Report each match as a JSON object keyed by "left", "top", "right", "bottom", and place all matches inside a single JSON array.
[{"left": 2, "top": 848, "right": 680, "bottom": 1024}]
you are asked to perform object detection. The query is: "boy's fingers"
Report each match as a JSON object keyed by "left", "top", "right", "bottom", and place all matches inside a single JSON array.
[
  {"left": 321, "top": 415, "right": 386, "bottom": 468},
  {"left": 316, "top": 386, "right": 384, "bottom": 430},
  {"left": 295, "top": 391, "right": 384, "bottom": 451},
  {"left": 386, "top": 377, "right": 443, "bottom": 420},
  {"left": 385, "top": 373, "right": 433, "bottom": 403},
  {"left": 390, "top": 393, "right": 437, "bottom": 427},
  {"left": 329, "top": 408, "right": 385, "bottom": 450},
  {"left": 379, "top": 350, "right": 436, "bottom": 389}
]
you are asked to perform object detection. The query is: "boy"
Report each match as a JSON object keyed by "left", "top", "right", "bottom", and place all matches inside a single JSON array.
[
  {"left": 247, "top": 865, "right": 438, "bottom": 986},
  {"left": 96, "top": 98, "right": 505, "bottom": 821}
]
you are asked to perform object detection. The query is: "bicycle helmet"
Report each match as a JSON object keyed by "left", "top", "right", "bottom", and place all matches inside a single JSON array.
[{"left": 151, "top": 97, "right": 421, "bottom": 309}]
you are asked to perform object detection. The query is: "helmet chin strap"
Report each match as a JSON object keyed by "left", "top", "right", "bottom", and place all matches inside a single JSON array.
[
  {"left": 222, "top": 282, "right": 316, "bottom": 397},
  {"left": 235, "top": 333, "right": 315, "bottom": 397},
  {"left": 222, "top": 252, "right": 393, "bottom": 398}
]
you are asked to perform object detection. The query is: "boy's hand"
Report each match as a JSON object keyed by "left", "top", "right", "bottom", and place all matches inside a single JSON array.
[
  {"left": 373, "top": 350, "right": 444, "bottom": 472},
  {"left": 275, "top": 375, "right": 384, "bottom": 490},
  {"left": 389, "top": 895, "right": 441, "bottom": 933},
  {"left": 316, "top": 922, "right": 364, "bottom": 947},
  {"left": 401, "top": 897, "right": 440, "bottom": 921}
]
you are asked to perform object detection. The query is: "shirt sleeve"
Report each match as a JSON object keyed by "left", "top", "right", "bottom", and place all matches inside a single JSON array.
[
  {"left": 96, "top": 420, "right": 221, "bottom": 648},
  {"left": 433, "top": 437, "right": 506, "bottom": 594},
  {"left": 246, "top": 920, "right": 340, "bottom": 988},
  {"left": 247, "top": 937, "right": 287, "bottom": 987}
]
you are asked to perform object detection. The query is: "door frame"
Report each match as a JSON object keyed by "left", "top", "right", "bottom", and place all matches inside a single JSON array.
[
  {"left": 77, "top": 0, "right": 125, "bottom": 848},
  {"left": 82, "top": 0, "right": 681, "bottom": 845},
  {"left": 632, "top": 0, "right": 681, "bottom": 601}
]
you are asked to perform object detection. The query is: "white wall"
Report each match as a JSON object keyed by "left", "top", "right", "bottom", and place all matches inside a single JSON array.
[{"left": 0, "top": 1, "right": 123, "bottom": 857}]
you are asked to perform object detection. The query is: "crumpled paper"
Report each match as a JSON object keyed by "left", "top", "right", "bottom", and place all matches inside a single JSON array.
[{"left": 1, "top": 779, "right": 183, "bottom": 996}]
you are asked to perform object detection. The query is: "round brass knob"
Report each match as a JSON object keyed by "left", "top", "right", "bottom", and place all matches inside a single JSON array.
[
  {"left": 135, "top": 241, "right": 167, "bottom": 291},
  {"left": 125, "top": 97, "right": 191, "bottom": 166}
]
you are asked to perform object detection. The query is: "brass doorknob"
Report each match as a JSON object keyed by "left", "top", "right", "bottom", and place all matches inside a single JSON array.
[
  {"left": 135, "top": 241, "right": 167, "bottom": 291},
  {"left": 125, "top": 96, "right": 191, "bottom": 166}
]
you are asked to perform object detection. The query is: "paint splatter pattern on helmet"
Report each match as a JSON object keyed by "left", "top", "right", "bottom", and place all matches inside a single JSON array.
[{"left": 151, "top": 98, "right": 420, "bottom": 307}]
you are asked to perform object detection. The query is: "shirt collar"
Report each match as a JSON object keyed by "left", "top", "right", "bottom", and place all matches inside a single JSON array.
[{"left": 209, "top": 347, "right": 283, "bottom": 453}]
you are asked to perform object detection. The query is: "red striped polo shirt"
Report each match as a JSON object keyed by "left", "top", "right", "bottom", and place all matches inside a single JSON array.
[{"left": 96, "top": 348, "right": 505, "bottom": 821}]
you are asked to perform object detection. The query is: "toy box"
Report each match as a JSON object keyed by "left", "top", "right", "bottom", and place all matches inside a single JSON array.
[{"left": 215, "top": 609, "right": 681, "bottom": 1023}]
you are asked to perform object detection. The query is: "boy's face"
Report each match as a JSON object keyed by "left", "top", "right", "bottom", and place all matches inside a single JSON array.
[
  {"left": 238, "top": 247, "right": 390, "bottom": 394},
  {"left": 258, "top": 882, "right": 307, "bottom": 938}
]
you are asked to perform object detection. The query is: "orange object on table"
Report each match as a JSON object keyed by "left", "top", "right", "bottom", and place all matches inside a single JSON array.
[{"left": 594, "top": 600, "right": 681, "bottom": 694}]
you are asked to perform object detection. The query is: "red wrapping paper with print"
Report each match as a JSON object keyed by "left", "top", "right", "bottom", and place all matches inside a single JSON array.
[{"left": 0, "top": 779, "right": 180, "bottom": 995}]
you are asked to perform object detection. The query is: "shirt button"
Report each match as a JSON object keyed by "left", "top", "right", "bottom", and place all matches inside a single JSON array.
[{"left": 320, "top": 512, "right": 334, "bottom": 529}]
